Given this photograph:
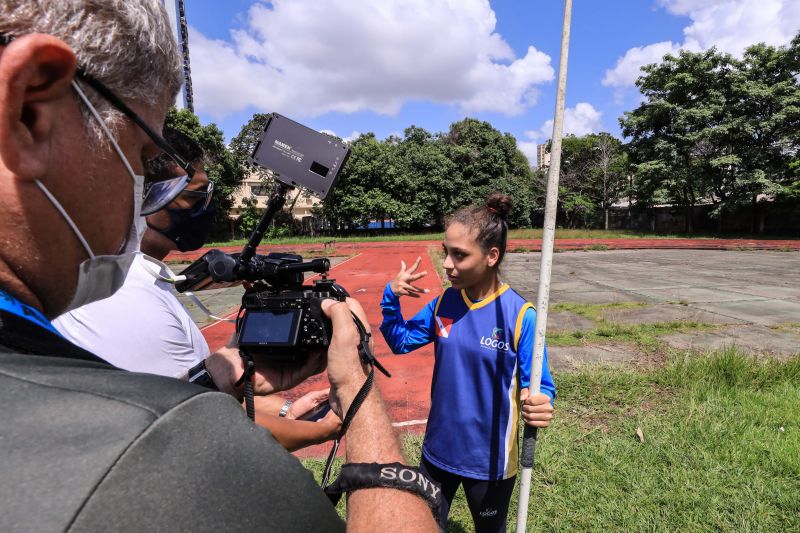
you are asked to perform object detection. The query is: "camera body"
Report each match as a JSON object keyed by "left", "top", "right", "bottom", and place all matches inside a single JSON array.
[{"left": 236, "top": 253, "right": 349, "bottom": 361}]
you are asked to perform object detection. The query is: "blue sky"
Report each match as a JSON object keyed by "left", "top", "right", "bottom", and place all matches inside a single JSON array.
[{"left": 183, "top": 0, "right": 799, "bottom": 166}]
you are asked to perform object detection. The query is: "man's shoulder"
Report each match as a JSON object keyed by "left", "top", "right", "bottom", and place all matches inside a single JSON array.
[
  {"left": 0, "top": 350, "right": 343, "bottom": 532},
  {"left": 0, "top": 348, "right": 204, "bottom": 414}
]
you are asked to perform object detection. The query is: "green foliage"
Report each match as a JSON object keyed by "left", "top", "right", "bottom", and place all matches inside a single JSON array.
[
  {"left": 320, "top": 119, "right": 537, "bottom": 232},
  {"left": 165, "top": 108, "right": 244, "bottom": 234},
  {"left": 620, "top": 37, "right": 800, "bottom": 232},
  {"left": 237, "top": 196, "right": 261, "bottom": 235},
  {"left": 229, "top": 113, "right": 273, "bottom": 181}
]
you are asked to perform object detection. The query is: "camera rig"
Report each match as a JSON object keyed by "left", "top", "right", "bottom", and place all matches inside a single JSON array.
[
  {"left": 175, "top": 115, "right": 391, "bottom": 490},
  {"left": 174, "top": 114, "right": 353, "bottom": 362}
]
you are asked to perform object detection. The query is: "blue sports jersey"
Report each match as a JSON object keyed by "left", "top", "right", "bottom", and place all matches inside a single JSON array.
[{"left": 380, "top": 283, "right": 556, "bottom": 480}]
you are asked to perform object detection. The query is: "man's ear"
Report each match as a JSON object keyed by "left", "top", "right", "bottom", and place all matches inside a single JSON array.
[
  {"left": 487, "top": 246, "right": 500, "bottom": 268},
  {"left": 0, "top": 34, "right": 77, "bottom": 180}
]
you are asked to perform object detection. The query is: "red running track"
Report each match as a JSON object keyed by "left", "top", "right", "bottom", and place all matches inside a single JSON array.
[
  {"left": 197, "top": 242, "right": 444, "bottom": 458},
  {"left": 187, "top": 237, "right": 799, "bottom": 458}
]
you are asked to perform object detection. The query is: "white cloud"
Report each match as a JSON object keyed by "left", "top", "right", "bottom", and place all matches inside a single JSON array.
[
  {"left": 517, "top": 131, "right": 539, "bottom": 168},
  {"left": 320, "top": 129, "right": 362, "bottom": 143},
  {"left": 191, "top": 0, "right": 554, "bottom": 120},
  {"left": 602, "top": 41, "right": 685, "bottom": 87},
  {"left": 603, "top": 0, "right": 800, "bottom": 88},
  {"left": 536, "top": 103, "right": 603, "bottom": 141},
  {"left": 519, "top": 103, "right": 603, "bottom": 166}
]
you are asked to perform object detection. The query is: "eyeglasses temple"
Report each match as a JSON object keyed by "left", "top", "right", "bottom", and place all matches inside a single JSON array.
[{"left": 76, "top": 70, "right": 195, "bottom": 178}]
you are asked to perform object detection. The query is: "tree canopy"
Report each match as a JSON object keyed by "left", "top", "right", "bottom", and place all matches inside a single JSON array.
[
  {"left": 620, "top": 37, "right": 800, "bottom": 232},
  {"left": 320, "top": 119, "right": 537, "bottom": 231}
]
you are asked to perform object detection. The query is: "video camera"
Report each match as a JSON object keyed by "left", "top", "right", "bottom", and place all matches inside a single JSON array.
[{"left": 175, "top": 114, "right": 351, "bottom": 362}]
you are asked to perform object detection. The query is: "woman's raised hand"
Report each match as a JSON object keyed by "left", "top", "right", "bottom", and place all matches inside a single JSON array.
[{"left": 390, "top": 256, "right": 430, "bottom": 298}]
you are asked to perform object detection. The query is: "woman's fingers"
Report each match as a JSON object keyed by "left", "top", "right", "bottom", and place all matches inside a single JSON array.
[
  {"left": 408, "top": 256, "right": 422, "bottom": 274},
  {"left": 409, "top": 270, "right": 428, "bottom": 281}
]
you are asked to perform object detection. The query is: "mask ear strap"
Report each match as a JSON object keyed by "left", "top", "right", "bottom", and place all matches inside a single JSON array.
[
  {"left": 71, "top": 80, "right": 138, "bottom": 183},
  {"left": 139, "top": 255, "right": 236, "bottom": 323},
  {"left": 34, "top": 180, "right": 95, "bottom": 259}
]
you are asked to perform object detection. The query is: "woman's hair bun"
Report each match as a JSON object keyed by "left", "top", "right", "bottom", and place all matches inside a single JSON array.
[{"left": 486, "top": 192, "right": 512, "bottom": 221}]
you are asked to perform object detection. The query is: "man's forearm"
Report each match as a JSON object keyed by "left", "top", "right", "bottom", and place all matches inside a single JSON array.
[
  {"left": 255, "top": 415, "right": 332, "bottom": 452},
  {"left": 325, "top": 303, "right": 437, "bottom": 531},
  {"left": 339, "top": 384, "right": 437, "bottom": 531}
]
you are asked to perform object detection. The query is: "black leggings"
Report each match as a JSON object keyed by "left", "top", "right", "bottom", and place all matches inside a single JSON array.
[{"left": 419, "top": 457, "right": 516, "bottom": 533}]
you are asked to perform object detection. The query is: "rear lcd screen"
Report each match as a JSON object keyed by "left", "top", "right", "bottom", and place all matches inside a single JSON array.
[{"left": 239, "top": 310, "right": 299, "bottom": 345}]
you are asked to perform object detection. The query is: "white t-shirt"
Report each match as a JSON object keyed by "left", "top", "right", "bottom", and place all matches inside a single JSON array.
[{"left": 53, "top": 253, "right": 210, "bottom": 379}]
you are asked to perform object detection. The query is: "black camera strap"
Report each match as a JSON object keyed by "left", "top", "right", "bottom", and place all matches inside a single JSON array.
[
  {"left": 320, "top": 312, "right": 390, "bottom": 491},
  {"left": 235, "top": 351, "right": 257, "bottom": 420}
]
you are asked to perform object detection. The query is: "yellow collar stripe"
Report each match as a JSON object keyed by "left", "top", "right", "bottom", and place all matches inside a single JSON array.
[{"left": 460, "top": 283, "right": 510, "bottom": 310}]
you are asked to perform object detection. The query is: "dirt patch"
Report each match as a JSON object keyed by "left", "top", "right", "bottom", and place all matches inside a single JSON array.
[{"left": 551, "top": 343, "right": 643, "bottom": 371}]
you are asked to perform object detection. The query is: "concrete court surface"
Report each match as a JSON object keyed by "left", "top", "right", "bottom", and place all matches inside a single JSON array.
[
  {"left": 503, "top": 249, "right": 800, "bottom": 366},
  {"left": 181, "top": 246, "right": 798, "bottom": 457}
]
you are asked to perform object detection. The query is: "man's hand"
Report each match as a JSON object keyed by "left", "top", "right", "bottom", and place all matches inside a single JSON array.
[
  {"left": 286, "top": 388, "right": 330, "bottom": 420},
  {"left": 320, "top": 298, "right": 371, "bottom": 417},
  {"left": 390, "top": 257, "right": 429, "bottom": 298},
  {"left": 205, "top": 336, "right": 325, "bottom": 399},
  {"left": 520, "top": 388, "right": 554, "bottom": 428}
]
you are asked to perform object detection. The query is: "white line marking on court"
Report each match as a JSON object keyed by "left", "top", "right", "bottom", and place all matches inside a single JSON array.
[{"left": 392, "top": 419, "right": 428, "bottom": 428}]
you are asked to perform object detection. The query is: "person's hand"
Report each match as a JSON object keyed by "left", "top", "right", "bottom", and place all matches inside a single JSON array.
[
  {"left": 205, "top": 345, "right": 325, "bottom": 399},
  {"left": 317, "top": 408, "right": 343, "bottom": 441},
  {"left": 286, "top": 388, "right": 330, "bottom": 420},
  {"left": 390, "top": 257, "right": 429, "bottom": 298},
  {"left": 520, "top": 388, "right": 554, "bottom": 428},
  {"left": 320, "top": 299, "right": 370, "bottom": 417}
]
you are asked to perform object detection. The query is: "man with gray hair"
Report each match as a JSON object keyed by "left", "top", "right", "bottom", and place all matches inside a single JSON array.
[{"left": 0, "top": 1, "right": 437, "bottom": 531}]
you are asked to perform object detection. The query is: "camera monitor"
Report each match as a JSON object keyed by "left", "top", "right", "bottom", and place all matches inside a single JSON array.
[
  {"left": 238, "top": 308, "right": 301, "bottom": 348},
  {"left": 250, "top": 113, "right": 350, "bottom": 199}
]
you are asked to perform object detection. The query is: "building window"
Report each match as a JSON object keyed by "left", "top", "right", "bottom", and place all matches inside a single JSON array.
[{"left": 250, "top": 185, "right": 269, "bottom": 196}]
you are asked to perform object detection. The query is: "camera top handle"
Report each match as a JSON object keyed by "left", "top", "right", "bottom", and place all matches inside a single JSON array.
[{"left": 238, "top": 180, "right": 292, "bottom": 267}]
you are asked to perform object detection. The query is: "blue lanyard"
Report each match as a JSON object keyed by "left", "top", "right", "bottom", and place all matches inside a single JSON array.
[{"left": 0, "top": 289, "right": 62, "bottom": 336}]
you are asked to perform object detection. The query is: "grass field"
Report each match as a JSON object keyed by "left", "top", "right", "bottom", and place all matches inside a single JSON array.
[
  {"left": 205, "top": 228, "right": 781, "bottom": 248},
  {"left": 303, "top": 348, "right": 800, "bottom": 531}
]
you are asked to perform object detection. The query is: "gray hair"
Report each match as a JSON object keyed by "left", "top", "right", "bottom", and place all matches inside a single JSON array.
[{"left": 0, "top": 0, "right": 182, "bottom": 142}]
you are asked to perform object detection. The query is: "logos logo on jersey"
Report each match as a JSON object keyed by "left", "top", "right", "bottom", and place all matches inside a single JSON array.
[
  {"left": 480, "top": 327, "right": 510, "bottom": 351},
  {"left": 436, "top": 315, "right": 453, "bottom": 338}
]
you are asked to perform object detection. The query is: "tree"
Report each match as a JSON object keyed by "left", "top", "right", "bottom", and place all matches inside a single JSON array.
[
  {"left": 722, "top": 38, "right": 800, "bottom": 232},
  {"left": 556, "top": 133, "right": 628, "bottom": 229},
  {"left": 165, "top": 108, "right": 245, "bottom": 235},
  {"left": 621, "top": 48, "right": 736, "bottom": 233},
  {"left": 441, "top": 118, "right": 536, "bottom": 227}
]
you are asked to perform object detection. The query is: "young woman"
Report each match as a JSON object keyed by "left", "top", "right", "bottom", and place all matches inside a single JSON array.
[{"left": 380, "top": 193, "right": 556, "bottom": 532}]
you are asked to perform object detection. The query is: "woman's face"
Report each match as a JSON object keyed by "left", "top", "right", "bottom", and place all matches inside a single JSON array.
[{"left": 442, "top": 222, "right": 499, "bottom": 290}]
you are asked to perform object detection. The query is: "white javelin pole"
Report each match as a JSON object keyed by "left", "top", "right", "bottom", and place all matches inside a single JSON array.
[{"left": 515, "top": 1, "right": 572, "bottom": 531}]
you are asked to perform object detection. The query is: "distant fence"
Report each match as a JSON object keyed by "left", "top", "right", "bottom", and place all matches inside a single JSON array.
[{"left": 607, "top": 202, "right": 800, "bottom": 236}]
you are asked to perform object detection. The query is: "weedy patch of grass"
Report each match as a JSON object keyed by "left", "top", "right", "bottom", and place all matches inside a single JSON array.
[
  {"left": 547, "top": 320, "right": 714, "bottom": 350},
  {"left": 770, "top": 322, "right": 800, "bottom": 334},
  {"left": 428, "top": 245, "right": 451, "bottom": 289},
  {"left": 548, "top": 303, "right": 717, "bottom": 351},
  {"left": 302, "top": 349, "right": 800, "bottom": 531},
  {"left": 585, "top": 243, "right": 610, "bottom": 251},
  {"left": 552, "top": 302, "right": 647, "bottom": 322}
]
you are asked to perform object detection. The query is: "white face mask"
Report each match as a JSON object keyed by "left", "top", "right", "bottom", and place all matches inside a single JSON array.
[{"left": 37, "top": 80, "right": 148, "bottom": 312}]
